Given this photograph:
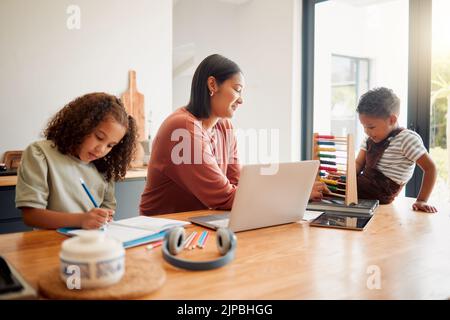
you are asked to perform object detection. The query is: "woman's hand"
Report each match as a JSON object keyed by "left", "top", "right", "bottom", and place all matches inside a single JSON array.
[
  {"left": 81, "top": 208, "right": 114, "bottom": 229},
  {"left": 412, "top": 200, "right": 437, "bottom": 213},
  {"left": 309, "top": 181, "right": 330, "bottom": 201}
]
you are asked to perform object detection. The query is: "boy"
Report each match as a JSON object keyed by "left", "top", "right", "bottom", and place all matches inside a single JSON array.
[{"left": 355, "top": 87, "right": 437, "bottom": 212}]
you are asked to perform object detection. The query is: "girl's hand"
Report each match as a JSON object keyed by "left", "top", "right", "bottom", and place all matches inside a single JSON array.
[
  {"left": 412, "top": 201, "right": 437, "bottom": 213},
  {"left": 107, "top": 210, "right": 115, "bottom": 223},
  {"left": 310, "top": 181, "right": 330, "bottom": 201},
  {"left": 81, "top": 208, "right": 114, "bottom": 229}
]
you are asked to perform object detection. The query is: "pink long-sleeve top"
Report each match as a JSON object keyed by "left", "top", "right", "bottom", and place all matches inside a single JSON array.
[{"left": 140, "top": 107, "right": 241, "bottom": 215}]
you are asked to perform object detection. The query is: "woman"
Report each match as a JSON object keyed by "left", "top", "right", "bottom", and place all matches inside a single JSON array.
[{"left": 140, "top": 54, "right": 325, "bottom": 215}]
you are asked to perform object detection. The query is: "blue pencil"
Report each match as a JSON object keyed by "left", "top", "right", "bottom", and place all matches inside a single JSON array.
[
  {"left": 197, "top": 231, "right": 207, "bottom": 248},
  {"left": 199, "top": 231, "right": 209, "bottom": 249},
  {"left": 79, "top": 178, "right": 99, "bottom": 208},
  {"left": 80, "top": 178, "right": 108, "bottom": 230}
]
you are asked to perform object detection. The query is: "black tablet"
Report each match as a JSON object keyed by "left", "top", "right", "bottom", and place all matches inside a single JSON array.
[
  {"left": 310, "top": 211, "right": 372, "bottom": 231},
  {"left": 0, "top": 256, "right": 23, "bottom": 294},
  {"left": 0, "top": 255, "right": 37, "bottom": 299}
]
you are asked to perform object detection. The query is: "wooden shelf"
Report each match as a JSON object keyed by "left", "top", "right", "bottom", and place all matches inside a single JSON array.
[
  {"left": 0, "top": 167, "right": 147, "bottom": 188},
  {"left": 124, "top": 167, "right": 147, "bottom": 180},
  {"left": 0, "top": 176, "right": 17, "bottom": 187}
]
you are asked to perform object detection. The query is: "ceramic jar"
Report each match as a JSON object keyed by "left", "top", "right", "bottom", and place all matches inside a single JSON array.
[{"left": 60, "top": 230, "right": 125, "bottom": 289}]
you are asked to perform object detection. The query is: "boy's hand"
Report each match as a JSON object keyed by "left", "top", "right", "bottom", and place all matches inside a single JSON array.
[
  {"left": 81, "top": 208, "right": 114, "bottom": 229},
  {"left": 309, "top": 181, "right": 330, "bottom": 201},
  {"left": 412, "top": 201, "right": 437, "bottom": 213}
]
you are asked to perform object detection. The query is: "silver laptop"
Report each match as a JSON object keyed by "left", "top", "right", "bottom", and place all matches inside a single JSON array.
[{"left": 189, "top": 161, "right": 319, "bottom": 232}]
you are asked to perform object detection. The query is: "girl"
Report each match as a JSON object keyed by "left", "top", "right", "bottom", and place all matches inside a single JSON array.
[{"left": 16, "top": 92, "right": 137, "bottom": 229}]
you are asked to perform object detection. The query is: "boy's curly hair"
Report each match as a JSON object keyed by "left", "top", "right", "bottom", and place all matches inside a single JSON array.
[
  {"left": 356, "top": 87, "right": 400, "bottom": 118},
  {"left": 44, "top": 92, "right": 138, "bottom": 182}
]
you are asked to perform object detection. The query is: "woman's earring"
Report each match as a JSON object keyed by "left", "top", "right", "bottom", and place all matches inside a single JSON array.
[{"left": 210, "top": 91, "right": 214, "bottom": 97}]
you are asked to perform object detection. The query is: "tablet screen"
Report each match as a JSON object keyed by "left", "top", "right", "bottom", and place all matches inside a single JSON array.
[{"left": 310, "top": 212, "right": 372, "bottom": 230}]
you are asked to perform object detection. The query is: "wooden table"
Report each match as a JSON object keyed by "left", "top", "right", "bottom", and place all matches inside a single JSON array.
[{"left": 1, "top": 197, "right": 449, "bottom": 299}]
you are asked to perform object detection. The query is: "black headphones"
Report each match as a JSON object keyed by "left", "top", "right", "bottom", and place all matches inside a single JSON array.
[{"left": 162, "top": 227, "right": 237, "bottom": 271}]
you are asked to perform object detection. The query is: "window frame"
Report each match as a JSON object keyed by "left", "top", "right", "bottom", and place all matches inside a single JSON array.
[{"left": 330, "top": 54, "right": 371, "bottom": 146}]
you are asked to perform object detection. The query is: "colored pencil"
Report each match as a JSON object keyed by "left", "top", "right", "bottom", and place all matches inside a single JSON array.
[
  {"left": 79, "top": 178, "right": 99, "bottom": 208},
  {"left": 146, "top": 240, "right": 163, "bottom": 251},
  {"left": 183, "top": 231, "right": 197, "bottom": 249},
  {"left": 189, "top": 232, "right": 201, "bottom": 250},
  {"left": 199, "top": 231, "right": 210, "bottom": 249},
  {"left": 197, "top": 231, "right": 207, "bottom": 248},
  {"left": 80, "top": 177, "right": 109, "bottom": 230}
]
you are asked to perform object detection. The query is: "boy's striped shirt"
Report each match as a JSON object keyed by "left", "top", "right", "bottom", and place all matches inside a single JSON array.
[{"left": 360, "top": 129, "right": 427, "bottom": 185}]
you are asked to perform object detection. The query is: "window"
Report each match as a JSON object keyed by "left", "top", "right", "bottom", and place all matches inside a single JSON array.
[
  {"left": 330, "top": 55, "right": 370, "bottom": 144},
  {"left": 429, "top": 0, "right": 450, "bottom": 203},
  {"left": 302, "top": 0, "right": 432, "bottom": 198},
  {"left": 312, "top": 0, "right": 409, "bottom": 151}
]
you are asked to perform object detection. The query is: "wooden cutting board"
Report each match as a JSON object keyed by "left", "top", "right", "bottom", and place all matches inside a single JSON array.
[{"left": 121, "top": 70, "right": 146, "bottom": 142}]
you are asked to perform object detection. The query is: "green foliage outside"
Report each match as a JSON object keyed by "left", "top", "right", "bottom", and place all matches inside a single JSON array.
[
  {"left": 431, "top": 53, "right": 450, "bottom": 148},
  {"left": 430, "top": 147, "right": 448, "bottom": 180},
  {"left": 429, "top": 52, "right": 450, "bottom": 202}
]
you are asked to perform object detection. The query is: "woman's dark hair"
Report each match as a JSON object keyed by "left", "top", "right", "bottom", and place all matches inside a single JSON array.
[
  {"left": 186, "top": 54, "right": 242, "bottom": 118},
  {"left": 44, "top": 92, "right": 137, "bottom": 182},
  {"left": 356, "top": 87, "right": 400, "bottom": 118}
]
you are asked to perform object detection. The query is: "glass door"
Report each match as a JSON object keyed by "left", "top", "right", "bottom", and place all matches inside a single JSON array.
[
  {"left": 429, "top": 0, "right": 450, "bottom": 203},
  {"left": 304, "top": 0, "right": 443, "bottom": 199}
]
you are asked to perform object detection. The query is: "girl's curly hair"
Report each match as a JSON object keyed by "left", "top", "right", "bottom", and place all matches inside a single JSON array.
[{"left": 44, "top": 92, "right": 138, "bottom": 182}]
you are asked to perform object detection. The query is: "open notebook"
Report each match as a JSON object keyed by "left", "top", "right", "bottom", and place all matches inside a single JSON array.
[{"left": 57, "top": 216, "right": 190, "bottom": 249}]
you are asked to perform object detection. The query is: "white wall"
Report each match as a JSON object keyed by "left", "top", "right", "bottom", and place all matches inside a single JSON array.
[
  {"left": 0, "top": 0, "right": 172, "bottom": 158},
  {"left": 173, "top": 0, "right": 240, "bottom": 110},
  {"left": 173, "top": 0, "right": 301, "bottom": 163},
  {"left": 314, "top": 0, "right": 409, "bottom": 147}
]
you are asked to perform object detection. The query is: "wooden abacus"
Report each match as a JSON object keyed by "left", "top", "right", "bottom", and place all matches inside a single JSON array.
[{"left": 312, "top": 133, "right": 358, "bottom": 205}]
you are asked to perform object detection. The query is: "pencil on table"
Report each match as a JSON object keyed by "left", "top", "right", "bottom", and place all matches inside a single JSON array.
[
  {"left": 146, "top": 240, "right": 163, "bottom": 251},
  {"left": 184, "top": 231, "right": 197, "bottom": 250},
  {"left": 199, "top": 231, "right": 209, "bottom": 249},
  {"left": 189, "top": 232, "right": 201, "bottom": 250},
  {"left": 196, "top": 231, "right": 207, "bottom": 248}
]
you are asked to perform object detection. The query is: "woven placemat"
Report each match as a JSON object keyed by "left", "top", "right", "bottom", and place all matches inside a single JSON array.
[{"left": 38, "top": 256, "right": 165, "bottom": 299}]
